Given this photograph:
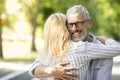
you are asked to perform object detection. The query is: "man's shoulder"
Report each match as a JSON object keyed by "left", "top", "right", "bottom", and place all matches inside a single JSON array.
[{"left": 89, "top": 33, "right": 102, "bottom": 44}]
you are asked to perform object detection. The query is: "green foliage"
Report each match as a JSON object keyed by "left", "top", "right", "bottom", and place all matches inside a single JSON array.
[
  {"left": 0, "top": 0, "right": 5, "bottom": 13},
  {"left": 0, "top": 0, "right": 120, "bottom": 59},
  {"left": 1, "top": 0, "right": 120, "bottom": 41},
  {"left": 94, "top": 0, "right": 120, "bottom": 40},
  {"left": 21, "top": 0, "right": 120, "bottom": 41},
  {"left": 42, "top": 7, "right": 54, "bottom": 20}
]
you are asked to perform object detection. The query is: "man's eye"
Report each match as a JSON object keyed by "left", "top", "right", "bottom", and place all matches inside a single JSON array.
[{"left": 76, "top": 22, "right": 82, "bottom": 25}]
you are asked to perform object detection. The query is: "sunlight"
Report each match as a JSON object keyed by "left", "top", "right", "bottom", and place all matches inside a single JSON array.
[
  {"left": 1, "top": 13, "right": 6, "bottom": 20},
  {"left": 13, "top": 20, "right": 32, "bottom": 34},
  {"left": 5, "top": 0, "right": 21, "bottom": 14},
  {"left": 18, "top": 12, "right": 25, "bottom": 20}
]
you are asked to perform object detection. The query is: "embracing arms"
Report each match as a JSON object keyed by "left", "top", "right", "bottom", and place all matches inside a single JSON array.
[
  {"left": 29, "top": 58, "right": 78, "bottom": 79},
  {"left": 86, "top": 39, "right": 120, "bottom": 59}
]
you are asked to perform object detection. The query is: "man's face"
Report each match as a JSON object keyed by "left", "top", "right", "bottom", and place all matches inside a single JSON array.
[{"left": 66, "top": 12, "right": 91, "bottom": 42}]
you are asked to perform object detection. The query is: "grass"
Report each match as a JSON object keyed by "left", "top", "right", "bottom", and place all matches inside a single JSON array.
[
  {"left": 2, "top": 40, "right": 40, "bottom": 62},
  {"left": 3, "top": 52, "right": 39, "bottom": 62}
]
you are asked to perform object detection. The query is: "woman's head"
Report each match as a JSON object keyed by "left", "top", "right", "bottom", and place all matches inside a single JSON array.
[
  {"left": 44, "top": 13, "right": 70, "bottom": 61},
  {"left": 44, "top": 13, "right": 67, "bottom": 39}
]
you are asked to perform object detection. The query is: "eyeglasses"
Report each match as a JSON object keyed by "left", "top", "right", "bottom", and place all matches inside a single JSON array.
[{"left": 66, "top": 20, "right": 89, "bottom": 28}]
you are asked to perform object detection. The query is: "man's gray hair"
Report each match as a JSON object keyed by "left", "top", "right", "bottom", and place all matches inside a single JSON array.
[{"left": 66, "top": 5, "right": 90, "bottom": 20}]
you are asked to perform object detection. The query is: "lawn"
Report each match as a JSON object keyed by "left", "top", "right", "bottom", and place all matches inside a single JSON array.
[{"left": 2, "top": 40, "right": 40, "bottom": 62}]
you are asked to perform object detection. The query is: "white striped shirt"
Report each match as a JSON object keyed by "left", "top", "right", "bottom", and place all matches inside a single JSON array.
[
  {"left": 89, "top": 34, "right": 119, "bottom": 80},
  {"left": 29, "top": 39, "right": 120, "bottom": 80}
]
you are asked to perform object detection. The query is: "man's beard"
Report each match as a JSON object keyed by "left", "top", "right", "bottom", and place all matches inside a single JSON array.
[{"left": 72, "top": 31, "right": 87, "bottom": 42}]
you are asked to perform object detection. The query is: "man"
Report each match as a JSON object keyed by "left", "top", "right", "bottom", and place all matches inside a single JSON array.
[
  {"left": 29, "top": 5, "right": 120, "bottom": 80},
  {"left": 66, "top": 5, "right": 119, "bottom": 80}
]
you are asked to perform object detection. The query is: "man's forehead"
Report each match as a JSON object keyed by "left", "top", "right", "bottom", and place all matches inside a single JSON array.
[{"left": 67, "top": 12, "right": 85, "bottom": 23}]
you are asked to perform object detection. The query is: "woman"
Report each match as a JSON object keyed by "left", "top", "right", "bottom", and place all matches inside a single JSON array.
[{"left": 29, "top": 13, "right": 120, "bottom": 80}]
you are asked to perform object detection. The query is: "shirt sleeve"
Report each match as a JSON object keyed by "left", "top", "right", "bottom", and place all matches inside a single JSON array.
[
  {"left": 28, "top": 53, "right": 51, "bottom": 77},
  {"left": 28, "top": 58, "right": 43, "bottom": 77},
  {"left": 86, "top": 40, "right": 120, "bottom": 59},
  {"left": 105, "top": 39, "right": 120, "bottom": 46}
]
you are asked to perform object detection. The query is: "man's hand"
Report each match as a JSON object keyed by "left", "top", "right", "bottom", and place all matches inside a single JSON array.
[
  {"left": 50, "top": 61, "right": 78, "bottom": 80},
  {"left": 96, "top": 37, "right": 106, "bottom": 44}
]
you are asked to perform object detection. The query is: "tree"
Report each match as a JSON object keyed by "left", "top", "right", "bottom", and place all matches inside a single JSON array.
[
  {"left": 21, "top": 0, "right": 55, "bottom": 52},
  {"left": 19, "top": 0, "right": 120, "bottom": 54},
  {"left": 0, "top": 15, "right": 3, "bottom": 59},
  {"left": 21, "top": 0, "right": 42, "bottom": 51},
  {"left": 0, "top": 0, "right": 5, "bottom": 59},
  {"left": 95, "top": 0, "right": 120, "bottom": 41}
]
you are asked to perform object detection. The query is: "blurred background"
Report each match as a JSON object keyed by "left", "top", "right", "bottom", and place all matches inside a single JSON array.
[{"left": 0, "top": 0, "right": 120, "bottom": 80}]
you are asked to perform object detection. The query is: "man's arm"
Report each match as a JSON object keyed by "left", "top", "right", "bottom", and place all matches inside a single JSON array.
[
  {"left": 33, "top": 61, "right": 78, "bottom": 79},
  {"left": 96, "top": 37, "right": 106, "bottom": 44},
  {"left": 29, "top": 59, "right": 78, "bottom": 79},
  {"left": 33, "top": 65, "right": 52, "bottom": 77},
  {"left": 86, "top": 39, "right": 120, "bottom": 59}
]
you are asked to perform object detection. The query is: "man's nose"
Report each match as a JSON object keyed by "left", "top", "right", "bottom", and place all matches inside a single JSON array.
[{"left": 71, "top": 24, "right": 77, "bottom": 31}]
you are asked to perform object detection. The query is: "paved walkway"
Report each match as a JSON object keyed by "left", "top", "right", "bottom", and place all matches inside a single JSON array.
[{"left": 0, "top": 61, "right": 32, "bottom": 80}]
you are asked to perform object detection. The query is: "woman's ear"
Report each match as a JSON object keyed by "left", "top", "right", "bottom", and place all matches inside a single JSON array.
[{"left": 87, "top": 19, "right": 92, "bottom": 29}]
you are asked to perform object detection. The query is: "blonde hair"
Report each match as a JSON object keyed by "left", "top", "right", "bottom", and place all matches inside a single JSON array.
[{"left": 44, "top": 13, "right": 70, "bottom": 61}]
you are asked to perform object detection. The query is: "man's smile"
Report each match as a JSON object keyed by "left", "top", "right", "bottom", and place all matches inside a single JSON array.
[{"left": 71, "top": 31, "right": 82, "bottom": 37}]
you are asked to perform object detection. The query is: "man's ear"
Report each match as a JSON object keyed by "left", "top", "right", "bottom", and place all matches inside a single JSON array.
[{"left": 87, "top": 19, "right": 92, "bottom": 29}]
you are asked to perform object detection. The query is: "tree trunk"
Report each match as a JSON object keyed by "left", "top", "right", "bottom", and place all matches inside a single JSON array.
[
  {"left": 31, "top": 23, "right": 37, "bottom": 52},
  {"left": 31, "top": 16, "right": 37, "bottom": 52},
  {"left": 0, "top": 15, "right": 3, "bottom": 59},
  {"left": 0, "top": 25, "right": 3, "bottom": 59}
]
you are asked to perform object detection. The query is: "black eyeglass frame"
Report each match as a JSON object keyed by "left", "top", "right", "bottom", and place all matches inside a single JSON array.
[{"left": 66, "top": 19, "right": 89, "bottom": 28}]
